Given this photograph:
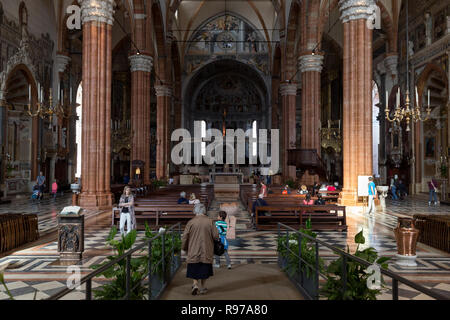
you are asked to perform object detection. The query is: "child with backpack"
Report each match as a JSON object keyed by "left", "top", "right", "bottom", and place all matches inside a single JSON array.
[{"left": 214, "top": 211, "right": 232, "bottom": 269}]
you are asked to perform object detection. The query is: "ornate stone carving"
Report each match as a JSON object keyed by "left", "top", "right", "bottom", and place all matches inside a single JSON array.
[
  {"left": 339, "top": 0, "right": 376, "bottom": 23},
  {"left": 384, "top": 54, "right": 398, "bottom": 78},
  {"left": 298, "top": 54, "right": 324, "bottom": 73},
  {"left": 0, "top": 44, "right": 39, "bottom": 93},
  {"left": 78, "top": 0, "right": 115, "bottom": 25},
  {"left": 279, "top": 83, "right": 298, "bottom": 96},
  {"left": 55, "top": 54, "right": 71, "bottom": 74},
  {"left": 155, "top": 85, "right": 173, "bottom": 97},
  {"left": 129, "top": 54, "right": 153, "bottom": 73}
]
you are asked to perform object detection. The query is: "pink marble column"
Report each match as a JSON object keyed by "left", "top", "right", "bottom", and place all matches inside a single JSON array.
[
  {"left": 298, "top": 53, "right": 324, "bottom": 185},
  {"left": 78, "top": 0, "right": 114, "bottom": 210},
  {"left": 129, "top": 54, "right": 153, "bottom": 184},
  {"left": 339, "top": 0, "right": 374, "bottom": 206},
  {"left": 280, "top": 83, "right": 297, "bottom": 180},
  {"left": 155, "top": 85, "right": 172, "bottom": 180}
]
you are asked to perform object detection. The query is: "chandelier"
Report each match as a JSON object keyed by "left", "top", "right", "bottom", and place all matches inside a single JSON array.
[
  {"left": 384, "top": 0, "right": 431, "bottom": 132},
  {"left": 27, "top": 83, "right": 73, "bottom": 123}
]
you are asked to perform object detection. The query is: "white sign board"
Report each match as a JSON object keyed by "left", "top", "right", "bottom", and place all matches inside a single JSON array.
[{"left": 357, "top": 176, "right": 372, "bottom": 197}]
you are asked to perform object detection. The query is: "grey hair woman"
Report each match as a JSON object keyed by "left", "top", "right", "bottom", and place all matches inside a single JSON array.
[
  {"left": 119, "top": 186, "right": 136, "bottom": 235},
  {"left": 182, "top": 203, "right": 219, "bottom": 295}
]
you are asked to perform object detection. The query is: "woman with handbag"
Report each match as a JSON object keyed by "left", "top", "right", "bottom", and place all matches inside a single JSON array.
[
  {"left": 182, "top": 203, "right": 219, "bottom": 295},
  {"left": 118, "top": 186, "right": 137, "bottom": 235}
]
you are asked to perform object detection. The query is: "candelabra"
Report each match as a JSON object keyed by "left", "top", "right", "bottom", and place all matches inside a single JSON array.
[
  {"left": 26, "top": 83, "right": 73, "bottom": 122},
  {"left": 384, "top": 0, "right": 431, "bottom": 132},
  {"left": 384, "top": 87, "right": 431, "bottom": 132}
]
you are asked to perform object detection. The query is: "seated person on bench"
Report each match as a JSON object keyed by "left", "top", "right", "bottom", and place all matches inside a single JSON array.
[
  {"left": 282, "top": 185, "right": 291, "bottom": 195},
  {"left": 297, "top": 185, "right": 309, "bottom": 195},
  {"left": 189, "top": 193, "right": 200, "bottom": 204},
  {"left": 177, "top": 191, "right": 190, "bottom": 204},
  {"left": 252, "top": 194, "right": 268, "bottom": 216},
  {"left": 303, "top": 194, "right": 314, "bottom": 205},
  {"left": 314, "top": 194, "right": 326, "bottom": 205}
]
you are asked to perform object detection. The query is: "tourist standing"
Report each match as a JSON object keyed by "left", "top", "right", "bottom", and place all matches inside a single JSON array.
[
  {"left": 182, "top": 203, "right": 219, "bottom": 295},
  {"left": 36, "top": 171, "right": 46, "bottom": 200},
  {"left": 368, "top": 177, "right": 377, "bottom": 215},
  {"left": 214, "top": 211, "right": 232, "bottom": 269},
  {"left": 119, "top": 186, "right": 136, "bottom": 235},
  {"left": 51, "top": 180, "right": 58, "bottom": 200},
  {"left": 428, "top": 178, "right": 439, "bottom": 206},
  {"left": 390, "top": 174, "right": 399, "bottom": 200},
  {"left": 259, "top": 181, "right": 267, "bottom": 198}
]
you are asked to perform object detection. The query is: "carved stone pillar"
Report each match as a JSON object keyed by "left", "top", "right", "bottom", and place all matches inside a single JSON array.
[
  {"left": 78, "top": 0, "right": 114, "bottom": 210},
  {"left": 280, "top": 83, "right": 297, "bottom": 180},
  {"left": 155, "top": 85, "right": 172, "bottom": 180},
  {"left": 339, "top": 0, "right": 375, "bottom": 206},
  {"left": 55, "top": 54, "right": 71, "bottom": 74},
  {"left": 129, "top": 54, "right": 153, "bottom": 184},
  {"left": 298, "top": 53, "right": 324, "bottom": 184}
]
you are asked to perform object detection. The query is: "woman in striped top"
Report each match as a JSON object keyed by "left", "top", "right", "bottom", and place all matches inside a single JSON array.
[{"left": 214, "top": 211, "right": 232, "bottom": 269}]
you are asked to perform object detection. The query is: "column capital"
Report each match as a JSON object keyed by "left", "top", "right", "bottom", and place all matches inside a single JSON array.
[
  {"left": 55, "top": 54, "right": 71, "bottom": 73},
  {"left": 298, "top": 54, "right": 324, "bottom": 73},
  {"left": 155, "top": 85, "right": 173, "bottom": 97},
  {"left": 78, "top": 0, "right": 115, "bottom": 25},
  {"left": 129, "top": 54, "right": 153, "bottom": 73},
  {"left": 339, "top": 0, "right": 376, "bottom": 24},
  {"left": 279, "top": 83, "right": 298, "bottom": 96}
]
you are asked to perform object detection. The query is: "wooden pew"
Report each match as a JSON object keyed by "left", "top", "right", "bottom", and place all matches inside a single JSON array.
[{"left": 255, "top": 205, "right": 346, "bottom": 231}]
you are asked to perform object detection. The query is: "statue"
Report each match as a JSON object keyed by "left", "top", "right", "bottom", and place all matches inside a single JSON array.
[{"left": 425, "top": 12, "right": 432, "bottom": 46}]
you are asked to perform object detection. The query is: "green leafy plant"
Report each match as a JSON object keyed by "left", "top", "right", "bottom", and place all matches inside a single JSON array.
[
  {"left": 90, "top": 223, "right": 181, "bottom": 300},
  {"left": 285, "top": 179, "right": 296, "bottom": 189},
  {"left": 321, "top": 230, "right": 390, "bottom": 300},
  {"left": 90, "top": 227, "right": 148, "bottom": 300},
  {"left": 277, "top": 219, "right": 325, "bottom": 279},
  {"left": 151, "top": 179, "right": 167, "bottom": 189},
  {"left": 193, "top": 176, "right": 202, "bottom": 184}
]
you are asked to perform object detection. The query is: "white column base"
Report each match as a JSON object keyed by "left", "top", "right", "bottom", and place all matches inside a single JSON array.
[{"left": 395, "top": 254, "right": 418, "bottom": 267}]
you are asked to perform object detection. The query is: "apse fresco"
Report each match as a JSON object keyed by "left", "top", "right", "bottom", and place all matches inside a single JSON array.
[{"left": 185, "top": 15, "right": 269, "bottom": 76}]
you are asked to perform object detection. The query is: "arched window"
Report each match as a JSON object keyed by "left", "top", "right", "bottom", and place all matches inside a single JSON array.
[
  {"left": 201, "top": 120, "right": 206, "bottom": 157},
  {"left": 75, "top": 83, "right": 82, "bottom": 178},
  {"left": 252, "top": 120, "right": 257, "bottom": 157}
]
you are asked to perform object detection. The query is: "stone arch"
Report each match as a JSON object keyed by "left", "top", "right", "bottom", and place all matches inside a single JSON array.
[
  {"left": 0, "top": 47, "right": 39, "bottom": 96},
  {"left": 152, "top": 1, "right": 167, "bottom": 81},
  {"left": 416, "top": 63, "right": 448, "bottom": 104}
]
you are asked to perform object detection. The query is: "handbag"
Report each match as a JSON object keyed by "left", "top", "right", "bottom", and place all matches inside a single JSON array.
[{"left": 214, "top": 239, "right": 225, "bottom": 256}]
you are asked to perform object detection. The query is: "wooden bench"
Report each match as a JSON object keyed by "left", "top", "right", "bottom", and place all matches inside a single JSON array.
[
  {"left": 112, "top": 204, "right": 195, "bottom": 229},
  {"left": 0, "top": 214, "right": 39, "bottom": 254},
  {"left": 255, "top": 205, "right": 347, "bottom": 231}
]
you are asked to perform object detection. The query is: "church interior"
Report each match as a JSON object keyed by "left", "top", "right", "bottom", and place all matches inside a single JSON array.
[{"left": 0, "top": 0, "right": 449, "bottom": 301}]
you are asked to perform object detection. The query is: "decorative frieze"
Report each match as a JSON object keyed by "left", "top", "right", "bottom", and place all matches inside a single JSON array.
[
  {"left": 78, "top": 0, "right": 115, "bottom": 25},
  {"left": 155, "top": 85, "right": 173, "bottom": 97},
  {"left": 279, "top": 83, "right": 298, "bottom": 96},
  {"left": 339, "top": 0, "right": 376, "bottom": 23},
  {"left": 298, "top": 54, "right": 324, "bottom": 73},
  {"left": 129, "top": 54, "right": 153, "bottom": 73}
]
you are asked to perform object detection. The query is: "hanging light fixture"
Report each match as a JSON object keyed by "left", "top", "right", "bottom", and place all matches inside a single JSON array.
[{"left": 385, "top": 0, "right": 431, "bottom": 132}]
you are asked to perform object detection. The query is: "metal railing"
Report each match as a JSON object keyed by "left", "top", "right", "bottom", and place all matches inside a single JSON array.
[
  {"left": 47, "top": 223, "right": 182, "bottom": 300},
  {"left": 277, "top": 223, "right": 449, "bottom": 300}
]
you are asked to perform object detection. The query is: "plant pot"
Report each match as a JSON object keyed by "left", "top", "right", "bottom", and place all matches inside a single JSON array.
[{"left": 394, "top": 218, "right": 420, "bottom": 256}]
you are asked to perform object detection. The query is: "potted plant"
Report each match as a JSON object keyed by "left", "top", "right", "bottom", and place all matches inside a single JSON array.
[
  {"left": 321, "top": 230, "right": 390, "bottom": 300},
  {"left": 277, "top": 219, "right": 324, "bottom": 298}
]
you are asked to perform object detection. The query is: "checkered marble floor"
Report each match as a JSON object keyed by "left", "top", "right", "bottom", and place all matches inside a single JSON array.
[
  {"left": 0, "top": 194, "right": 102, "bottom": 235},
  {"left": 0, "top": 195, "right": 449, "bottom": 300}
]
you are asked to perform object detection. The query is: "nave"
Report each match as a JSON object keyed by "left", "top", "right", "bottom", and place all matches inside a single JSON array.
[{"left": 1, "top": 195, "right": 449, "bottom": 300}]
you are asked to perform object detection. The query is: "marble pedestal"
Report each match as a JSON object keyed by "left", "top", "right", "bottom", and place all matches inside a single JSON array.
[{"left": 395, "top": 254, "right": 417, "bottom": 267}]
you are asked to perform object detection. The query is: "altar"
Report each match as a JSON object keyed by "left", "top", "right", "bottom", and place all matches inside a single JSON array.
[
  {"left": 211, "top": 173, "right": 243, "bottom": 197},
  {"left": 210, "top": 172, "right": 243, "bottom": 184}
]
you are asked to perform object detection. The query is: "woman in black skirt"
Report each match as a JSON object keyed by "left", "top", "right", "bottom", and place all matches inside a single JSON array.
[{"left": 182, "top": 203, "right": 219, "bottom": 295}]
